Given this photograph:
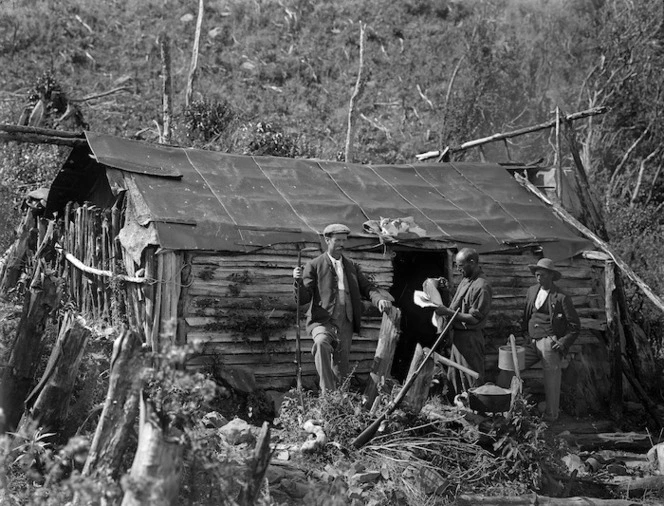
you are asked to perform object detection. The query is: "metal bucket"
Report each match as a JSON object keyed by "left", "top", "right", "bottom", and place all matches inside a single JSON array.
[{"left": 498, "top": 344, "right": 525, "bottom": 371}]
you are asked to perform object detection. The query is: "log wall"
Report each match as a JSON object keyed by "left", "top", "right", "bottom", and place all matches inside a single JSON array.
[{"left": 184, "top": 244, "right": 393, "bottom": 391}]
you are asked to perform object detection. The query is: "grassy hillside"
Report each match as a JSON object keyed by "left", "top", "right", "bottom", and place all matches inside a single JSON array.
[{"left": 2, "top": 0, "right": 664, "bottom": 351}]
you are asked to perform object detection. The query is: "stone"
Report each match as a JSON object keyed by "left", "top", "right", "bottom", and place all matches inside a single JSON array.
[
  {"left": 562, "top": 453, "right": 586, "bottom": 474},
  {"left": 201, "top": 411, "right": 228, "bottom": 429},
  {"left": 647, "top": 442, "right": 664, "bottom": 474},
  {"left": 217, "top": 417, "right": 255, "bottom": 445}
]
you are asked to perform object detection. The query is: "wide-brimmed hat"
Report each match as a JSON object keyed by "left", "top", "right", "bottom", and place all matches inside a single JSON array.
[
  {"left": 323, "top": 223, "right": 351, "bottom": 236},
  {"left": 528, "top": 258, "right": 562, "bottom": 281}
]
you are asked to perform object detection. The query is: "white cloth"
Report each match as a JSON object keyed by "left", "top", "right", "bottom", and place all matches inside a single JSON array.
[
  {"left": 535, "top": 288, "right": 549, "bottom": 310},
  {"left": 328, "top": 253, "right": 346, "bottom": 305}
]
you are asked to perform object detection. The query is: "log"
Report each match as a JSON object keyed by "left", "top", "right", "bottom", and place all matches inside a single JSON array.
[
  {"left": 19, "top": 312, "right": 91, "bottom": 431},
  {"left": 363, "top": 307, "right": 401, "bottom": 407},
  {"left": 457, "top": 494, "right": 637, "bottom": 505},
  {"left": 609, "top": 475, "right": 664, "bottom": 497},
  {"left": 120, "top": 391, "right": 184, "bottom": 506},
  {"left": 185, "top": 0, "right": 204, "bottom": 108},
  {"left": 83, "top": 328, "right": 146, "bottom": 478},
  {"left": 416, "top": 106, "right": 608, "bottom": 161},
  {"left": 344, "top": 21, "right": 366, "bottom": 163},
  {"left": 0, "top": 207, "right": 37, "bottom": 293},
  {"left": 237, "top": 422, "right": 273, "bottom": 506},
  {"left": 402, "top": 343, "right": 435, "bottom": 413},
  {"left": 0, "top": 262, "right": 61, "bottom": 429},
  {"left": 557, "top": 431, "right": 653, "bottom": 452},
  {"left": 158, "top": 32, "right": 173, "bottom": 144}
]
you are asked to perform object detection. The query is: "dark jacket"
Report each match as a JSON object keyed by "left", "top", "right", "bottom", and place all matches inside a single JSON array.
[
  {"left": 295, "top": 253, "right": 384, "bottom": 334},
  {"left": 522, "top": 283, "right": 581, "bottom": 351}
]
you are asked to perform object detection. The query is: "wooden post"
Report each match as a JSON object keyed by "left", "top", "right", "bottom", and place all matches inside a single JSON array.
[
  {"left": 555, "top": 106, "right": 563, "bottom": 202},
  {"left": 363, "top": 307, "right": 401, "bottom": 408},
  {"left": 604, "top": 261, "right": 623, "bottom": 418},
  {"left": 562, "top": 114, "right": 608, "bottom": 240},
  {"left": 403, "top": 343, "right": 435, "bottom": 413},
  {"left": 120, "top": 391, "right": 184, "bottom": 506},
  {"left": 18, "top": 311, "right": 91, "bottom": 432},
  {"left": 0, "top": 207, "right": 37, "bottom": 293},
  {"left": 83, "top": 328, "right": 146, "bottom": 478}
]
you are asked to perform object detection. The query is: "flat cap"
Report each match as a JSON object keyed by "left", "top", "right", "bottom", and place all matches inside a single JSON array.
[{"left": 323, "top": 223, "right": 351, "bottom": 236}]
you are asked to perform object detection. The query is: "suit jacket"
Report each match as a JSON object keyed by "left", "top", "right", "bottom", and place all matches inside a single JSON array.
[
  {"left": 522, "top": 283, "right": 581, "bottom": 350},
  {"left": 295, "top": 253, "right": 385, "bottom": 334}
]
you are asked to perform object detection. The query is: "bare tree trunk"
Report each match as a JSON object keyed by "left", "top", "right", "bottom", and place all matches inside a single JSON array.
[
  {"left": 159, "top": 32, "right": 173, "bottom": 144},
  {"left": 344, "top": 21, "right": 366, "bottom": 163},
  {"left": 185, "top": 0, "right": 205, "bottom": 108},
  {"left": 0, "top": 261, "right": 61, "bottom": 430},
  {"left": 83, "top": 328, "right": 146, "bottom": 478},
  {"left": 604, "top": 262, "right": 623, "bottom": 418},
  {"left": 0, "top": 207, "right": 38, "bottom": 294},
  {"left": 18, "top": 311, "right": 91, "bottom": 432},
  {"left": 121, "top": 391, "right": 184, "bottom": 506}
]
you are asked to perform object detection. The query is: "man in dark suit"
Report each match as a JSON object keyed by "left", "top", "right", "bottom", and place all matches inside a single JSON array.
[
  {"left": 500, "top": 258, "right": 580, "bottom": 422},
  {"left": 293, "top": 224, "right": 393, "bottom": 392}
]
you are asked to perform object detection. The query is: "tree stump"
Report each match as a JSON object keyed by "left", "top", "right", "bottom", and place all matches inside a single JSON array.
[
  {"left": 0, "top": 261, "right": 61, "bottom": 430},
  {"left": 403, "top": 343, "right": 435, "bottom": 413},
  {"left": 237, "top": 421, "right": 273, "bottom": 505},
  {"left": 83, "top": 328, "right": 146, "bottom": 478},
  {"left": 120, "top": 391, "right": 184, "bottom": 506},
  {"left": 363, "top": 307, "right": 401, "bottom": 408},
  {"left": 19, "top": 311, "right": 90, "bottom": 432}
]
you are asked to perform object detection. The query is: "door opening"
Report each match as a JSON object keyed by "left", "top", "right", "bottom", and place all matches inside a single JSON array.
[{"left": 390, "top": 250, "right": 450, "bottom": 382}]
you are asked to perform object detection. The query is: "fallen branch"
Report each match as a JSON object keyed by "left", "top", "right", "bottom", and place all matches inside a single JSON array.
[
  {"left": 458, "top": 494, "right": 637, "bottom": 505},
  {"left": 70, "top": 86, "right": 130, "bottom": 103}
]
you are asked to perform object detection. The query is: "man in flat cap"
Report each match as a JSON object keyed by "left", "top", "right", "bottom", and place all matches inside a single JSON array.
[
  {"left": 499, "top": 258, "right": 580, "bottom": 422},
  {"left": 293, "top": 223, "right": 393, "bottom": 392}
]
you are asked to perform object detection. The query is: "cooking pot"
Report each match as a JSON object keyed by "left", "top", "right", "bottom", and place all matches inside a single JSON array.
[{"left": 467, "top": 383, "right": 512, "bottom": 413}]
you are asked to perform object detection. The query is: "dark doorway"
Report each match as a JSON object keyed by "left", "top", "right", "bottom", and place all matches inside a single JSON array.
[{"left": 390, "top": 250, "right": 449, "bottom": 382}]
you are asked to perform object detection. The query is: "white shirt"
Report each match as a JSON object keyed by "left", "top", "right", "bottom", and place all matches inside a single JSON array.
[
  {"left": 535, "top": 288, "right": 549, "bottom": 310},
  {"left": 327, "top": 253, "right": 346, "bottom": 304}
]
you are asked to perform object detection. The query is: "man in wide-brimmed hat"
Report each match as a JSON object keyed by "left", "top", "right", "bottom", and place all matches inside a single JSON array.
[
  {"left": 293, "top": 223, "right": 394, "bottom": 392},
  {"left": 500, "top": 258, "right": 580, "bottom": 422}
]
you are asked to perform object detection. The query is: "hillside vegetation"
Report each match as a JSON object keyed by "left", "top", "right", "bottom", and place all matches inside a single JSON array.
[{"left": 1, "top": 0, "right": 664, "bottom": 348}]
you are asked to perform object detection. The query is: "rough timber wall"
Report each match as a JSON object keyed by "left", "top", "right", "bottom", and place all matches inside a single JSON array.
[
  {"left": 184, "top": 245, "right": 393, "bottom": 391},
  {"left": 476, "top": 248, "right": 610, "bottom": 413}
]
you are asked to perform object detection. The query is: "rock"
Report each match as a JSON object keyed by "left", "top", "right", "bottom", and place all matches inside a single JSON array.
[
  {"left": 562, "top": 453, "right": 586, "bottom": 474},
  {"left": 606, "top": 463, "right": 629, "bottom": 475},
  {"left": 201, "top": 411, "right": 228, "bottom": 429},
  {"left": 180, "top": 13, "right": 194, "bottom": 22},
  {"left": 351, "top": 471, "right": 381, "bottom": 484},
  {"left": 585, "top": 456, "right": 602, "bottom": 472},
  {"left": 647, "top": 442, "right": 664, "bottom": 474},
  {"left": 217, "top": 417, "right": 255, "bottom": 445}
]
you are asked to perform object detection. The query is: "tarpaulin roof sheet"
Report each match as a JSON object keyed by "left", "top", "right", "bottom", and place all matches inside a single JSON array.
[{"left": 85, "top": 132, "right": 591, "bottom": 259}]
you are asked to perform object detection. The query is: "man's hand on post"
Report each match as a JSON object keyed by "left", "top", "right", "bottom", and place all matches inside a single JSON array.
[
  {"left": 377, "top": 299, "right": 392, "bottom": 313},
  {"left": 293, "top": 266, "right": 303, "bottom": 279}
]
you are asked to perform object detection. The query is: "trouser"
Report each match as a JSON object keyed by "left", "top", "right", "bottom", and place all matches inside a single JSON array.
[
  {"left": 447, "top": 329, "right": 484, "bottom": 395},
  {"left": 310, "top": 302, "right": 353, "bottom": 392},
  {"left": 497, "top": 336, "right": 562, "bottom": 420}
]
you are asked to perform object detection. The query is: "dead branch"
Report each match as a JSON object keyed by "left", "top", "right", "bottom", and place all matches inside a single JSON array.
[
  {"left": 344, "top": 21, "right": 367, "bottom": 163},
  {"left": 56, "top": 245, "right": 149, "bottom": 284},
  {"left": 159, "top": 32, "right": 173, "bottom": 144},
  {"left": 70, "top": 87, "right": 130, "bottom": 103},
  {"left": 416, "top": 106, "right": 608, "bottom": 161},
  {"left": 416, "top": 84, "right": 434, "bottom": 110},
  {"left": 360, "top": 113, "right": 390, "bottom": 139},
  {"left": 607, "top": 122, "right": 651, "bottom": 201},
  {"left": 185, "top": 0, "right": 205, "bottom": 108},
  {"left": 629, "top": 148, "right": 660, "bottom": 207}
]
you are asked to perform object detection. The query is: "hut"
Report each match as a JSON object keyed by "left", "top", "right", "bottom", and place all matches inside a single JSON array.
[{"left": 23, "top": 132, "right": 620, "bottom": 412}]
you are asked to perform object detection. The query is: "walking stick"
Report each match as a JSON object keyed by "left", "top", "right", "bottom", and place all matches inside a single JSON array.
[
  {"left": 294, "top": 245, "right": 318, "bottom": 404},
  {"left": 352, "top": 308, "right": 460, "bottom": 449}
]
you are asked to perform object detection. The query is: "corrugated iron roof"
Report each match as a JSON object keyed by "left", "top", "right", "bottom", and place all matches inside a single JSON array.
[{"left": 84, "top": 132, "right": 590, "bottom": 259}]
